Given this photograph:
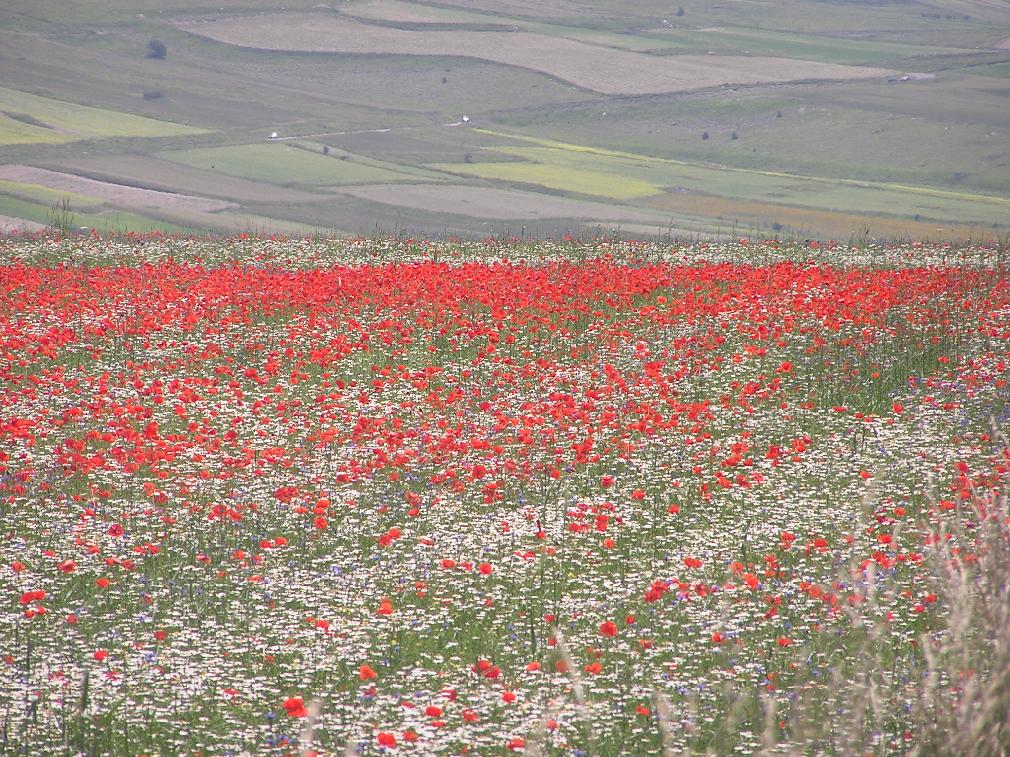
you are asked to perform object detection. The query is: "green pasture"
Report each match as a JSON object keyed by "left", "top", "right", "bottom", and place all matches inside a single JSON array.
[
  {"left": 430, "top": 160, "right": 662, "bottom": 200},
  {"left": 0, "top": 194, "right": 191, "bottom": 234},
  {"left": 0, "top": 183, "right": 326, "bottom": 236},
  {"left": 180, "top": 208, "right": 324, "bottom": 235},
  {"left": 0, "top": 87, "right": 207, "bottom": 146},
  {"left": 647, "top": 26, "right": 971, "bottom": 65},
  {"left": 437, "top": 130, "right": 1010, "bottom": 227},
  {"left": 490, "top": 78, "right": 1010, "bottom": 197},
  {"left": 316, "top": 0, "right": 982, "bottom": 63},
  {"left": 0, "top": 179, "right": 103, "bottom": 209},
  {"left": 160, "top": 143, "right": 428, "bottom": 187},
  {"left": 0, "top": 0, "right": 334, "bottom": 25},
  {"left": 0, "top": 32, "right": 415, "bottom": 146},
  {"left": 0, "top": 112, "right": 74, "bottom": 146},
  {"left": 578, "top": 0, "right": 1005, "bottom": 36},
  {"left": 965, "top": 62, "right": 1010, "bottom": 77},
  {"left": 296, "top": 142, "right": 445, "bottom": 181}
]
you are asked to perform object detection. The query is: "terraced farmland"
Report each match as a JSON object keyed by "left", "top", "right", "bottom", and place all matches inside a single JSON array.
[
  {"left": 0, "top": 0, "right": 1007, "bottom": 239},
  {"left": 178, "top": 14, "right": 892, "bottom": 96}
]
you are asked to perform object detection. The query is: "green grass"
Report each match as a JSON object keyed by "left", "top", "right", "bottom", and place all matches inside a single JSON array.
[
  {"left": 488, "top": 78, "right": 1010, "bottom": 197},
  {"left": 296, "top": 142, "right": 445, "bottom": 181},
  {"left": 461, "top": 130, "right": 1010, "bottom": 227},
  {"left": 0, "top": 0, "right": 335, "bottom": 24},
  {"left": 965, "top": 61, "right": 1010, "bottom": 77},
  {"left": 180, "top": 208, "right": 326, "bottom": 235},
  {"left": 337, "top": 0, "right": 976, "bottom": 62},
  {"left": 160, "top": 143, "right": 427, "bottom": 186},
  {"left": 0, "top": 170, "right": 333, "bottom": 236},
  {"left": 0, "top": 194, "right": 192, "bottom": 234},
  {"left": 0, "top": 86, "right": 208, "bottom": 145},
  {"left": 430, "top": 159, "right": 662, "bottom": 200},
  {"left": 0, "top": 178, "right": 104, "bottom": 208},
  {"left": 646, "top": 26, "right": 972, "bottom": 65},
  {"left": 0, "top": 112, "right": 75, "bottom": 145}
]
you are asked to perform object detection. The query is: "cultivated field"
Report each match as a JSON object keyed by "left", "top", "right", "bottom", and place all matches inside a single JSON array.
[
  {"left": 644, "top": 190, "right": 1002, "bottom": 241},
  {"left": 0, "top": 87, "right": 207, "bottom": 145},
  {"left": 159, "top": 144, "right": 426, "bottom": 187},
  {"left": 430, "top": 130, "right": 1010, "bottom": 230},
  {"left": 1, "top": 235, "right": 1008, "bottom": 756},
  {"left": 0, "top": 0, "right": 1008, "bottom": 238},
  {"left": 177, "top": 14, "right": 891, "bottom": 96},
  {"left": 41, "top": 156, "right": 336, "bottom": 205},
  {"left": 432, "top": 161, "right": 662, "bottom": 201},
  {"left": 328, "top": 183, "right": 677, "bottom": 227},
  {"left": 0, "top": 166, "right": 237, "bottom": 213},
  {"left": 406, "top": 0, "right": 588, "bottom": 20}
]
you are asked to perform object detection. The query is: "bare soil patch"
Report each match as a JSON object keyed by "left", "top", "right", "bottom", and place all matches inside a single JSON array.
[
  {"left": 0, "top": 215, "right": 45, "bottom": 233},
  {"left": 177, "top": 14, "right": 890, "bottom": 95},
  {"left": 0, "top": 166, "right": 237, "bottom": 213}
]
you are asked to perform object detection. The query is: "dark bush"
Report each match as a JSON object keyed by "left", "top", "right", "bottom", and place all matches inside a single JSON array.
[{"left": 146, "top": 39, "right": 167, "bottom": 59}]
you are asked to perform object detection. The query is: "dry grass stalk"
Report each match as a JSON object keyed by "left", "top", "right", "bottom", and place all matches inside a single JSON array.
[{"left": 298, "top": 698, "right": 321, "bottom": 757}]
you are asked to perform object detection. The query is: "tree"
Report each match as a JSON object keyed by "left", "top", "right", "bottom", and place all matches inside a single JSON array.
[{"left": 146, "top": 39, "right": 167, "bottom": 60}]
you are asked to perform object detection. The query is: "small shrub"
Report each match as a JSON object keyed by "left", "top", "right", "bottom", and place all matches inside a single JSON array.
[
  {"left": 701, "top": 131, "right": 709, "bottom": 140},
  {"left": 48, "top": 197, "right": 75, "bottom": 236},
  {"left": 142, "top": 90, "right": 163, "bottom": 100},
  {"left": 146, "top": 39, "right": 167, "bottom": 60}
]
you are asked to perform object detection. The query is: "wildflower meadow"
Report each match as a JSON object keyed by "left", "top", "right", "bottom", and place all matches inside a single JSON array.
[{"left": 1, "top": 234, "right": 1008, "bottom": 756}]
